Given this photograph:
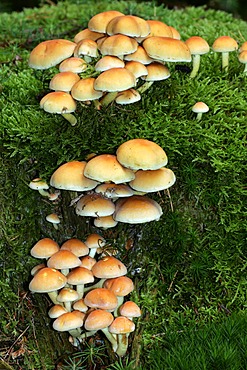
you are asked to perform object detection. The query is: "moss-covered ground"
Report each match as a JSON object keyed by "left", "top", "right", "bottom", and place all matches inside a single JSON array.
[{"left": 0, "top": 1, "right": 246, "bottom": 369}]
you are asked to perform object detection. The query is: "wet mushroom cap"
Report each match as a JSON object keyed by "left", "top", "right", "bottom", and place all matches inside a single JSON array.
[
  {"left": 67, "top": 266, "right": 94, "bottom": 285},
  {"left": 129, "top": 167, "right": 176, "bottom": 192},
  {"left": 83, "top": 154, "right": 135, "bottom": 183},
  {"left": 29, "top": 267, "right": 67, "bottom": 293},
  {"left": 114, "top": 195, "right": 163, "bottom": 224},
  {"left": 47, "top": 250, "right": 81, "bottom": 270},
  {"left": 28, "top": 39, "right": 76, "bottom": 69},
  {"left": 116, "top": 138, "right": 168, "bottom": 170},
  {"left": 92, "top": 256, "right": 127, "bottom": 278},
  {"left": 143, "top": 36, "right": 191, "bottom": 62},
  {"left": 53, "top": 311, "right": 84, "bottom": 332},
  {"left": 75, "top": 193, "right": 116, "bottom": 217},
  {"left": 88, "top": 10, "right": 125, "bottom": 33},
  {"left": 50, "top": 161, "right": 99, "bottom": 191},
  {"left": 30, "top": 238, "right": 60, "bottom": 259},
  {"left": 60, "top": 238, "right": 89, "bottom": 257},
  {"left": 119, "top": 301, "right": 142, "bottom": 318},
  {"left": 94, "top": 68, "right": 136, "bottom": 92},
  {"left": 103, "top": 276, "right": 134, "bottom": 297},
  {"left": 84, "top": 309, "right": 114, "bottom": 330},
  {"left": 49, "top": 72, "right": 80, "bottom": 93},
  {"left": 84, "top": 288, "right": 118, "bottom": 311},
  {"left": 108, "top": 316, "right": 135, "bottom": 334},
  {"left": 40, "top": 91, "right": 77, "bottom": 114}
]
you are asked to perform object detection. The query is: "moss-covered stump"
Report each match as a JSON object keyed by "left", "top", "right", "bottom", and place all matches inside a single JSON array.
[{"left": 1, "top": 1, "right": 247, "bottom": 369}]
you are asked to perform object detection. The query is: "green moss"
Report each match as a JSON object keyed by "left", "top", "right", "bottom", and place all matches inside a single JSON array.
[{"left": 0, "top": 1, "right": 247, "bottom": 368}]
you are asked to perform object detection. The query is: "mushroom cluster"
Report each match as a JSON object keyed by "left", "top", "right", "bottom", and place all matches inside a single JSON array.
[
  {"left": 30, "top": 138, "right": 176, "bottom": 229},
  {"left": 29, "top": 234, "right": 141, "bottom": 356}
]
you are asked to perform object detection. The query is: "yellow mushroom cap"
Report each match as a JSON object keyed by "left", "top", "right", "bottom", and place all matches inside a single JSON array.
[
  {"left": 92, "top": 256, "right": 127, "bottom": 279},
  {"left": 29, "top": 267, "right": 67, "bottom": 293},
  {"left": 40, "top": 91, "right": 76, "bottom": 114},
  {"left": 88, "top": 10, "right": 125, "bottom": 33},
  {"left": 143, "top": 36, "right": 191, "bottom": 62},
  {"left": 212, "top": 36, "right": 238, "bottom": 52},
  {"left": 84, "top": 309, "right": 114, "bottom": 331},
  {"left": 84, "top": 288, "right": 118, "bottom": 311}
]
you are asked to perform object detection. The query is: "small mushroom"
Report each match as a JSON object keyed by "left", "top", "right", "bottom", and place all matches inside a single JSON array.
[
  {"left": 192, "top": 101, "right": 209, "bottom": 121},
  {"left": 212, "top": 36, "right": 238, "bottom": 72}
]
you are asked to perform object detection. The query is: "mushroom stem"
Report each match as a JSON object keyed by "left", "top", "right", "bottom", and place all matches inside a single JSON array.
[
  {"left": 137, "top": 81, "right": 153, "bottom": 94},
  {"left": 221, "top": 52, "right": 229, "bottom": 71},
  {"left": 101, "top": 328, "right": 118, "bottom": 352},
  {"left": 77, "top": 330, "right": 98, "bottom": 341},
  {"left": 69, "top": 328, "right": 82, "bottom": 337},
  {"left": 243, "top": 64, "right": 247, "bottom": 74},
  {"left": 76, "top": 285, "right": 85, "bottom": 300},
  {"left": 47, "top": 291, "right": 60, "bottom": 305},
  {"left": 114, "top": 296, "right": 124, "bottom": 317},
  {"left": 38, "top": 189, "right": 50, "bottom": 197},
  {"left": 61, "top": 113, "right": 77, "bottom": 126},
  {"left": 116, "top": 334, "right": 129, "bottom": 357},
  {"left": 88, "top": 247, "right": 98, "bottom": 258},
  {"left": 196, "top": 112, "right": 203, "bottom": 121},
  {"left": 84, "top": 278, "right": 106, "bottom": 293},
  {"left": 100, "top": 92, "right": 118, "bottom": 107},
  {"left": 64, "top": 301, "right": 72, "bottom": 312},
  {"left": 190, "top": 54, "right": 201, "bottom": 78}
]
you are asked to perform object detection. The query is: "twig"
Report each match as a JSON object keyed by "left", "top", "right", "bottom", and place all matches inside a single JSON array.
[
  {"left": 5, "top": 326, "right": 29, "bottom": 359},
  {"left": 168, "top": 270, "right": 178, "bottom": 292}
]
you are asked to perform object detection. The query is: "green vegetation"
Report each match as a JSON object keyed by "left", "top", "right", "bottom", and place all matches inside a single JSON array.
[{"left": 0, "top": 0, "right": 246, "bottom": 369}]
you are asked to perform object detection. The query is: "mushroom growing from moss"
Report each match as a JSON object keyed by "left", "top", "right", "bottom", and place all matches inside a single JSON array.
[
  {"left": 212, "top": 35, "right": 238, "bottom": 72},
  {"left": 185, "top": 36, "right": 210, "bottom": 78},
  {"left": 192, "top": 101, "right": 209, "bottom": 121}
]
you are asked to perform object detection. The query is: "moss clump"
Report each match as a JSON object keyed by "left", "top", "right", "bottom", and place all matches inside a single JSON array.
[{"left": 0, "top": 1, "right": 247, "bottom": 368}]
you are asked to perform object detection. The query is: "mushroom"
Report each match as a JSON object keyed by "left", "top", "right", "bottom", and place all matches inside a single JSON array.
[
  {"left": 48, "top": 304, "right": 67, "bottom": 319},
  {"left": 238, "top": 50, "right": 247, "bottom": 73},
  {"left": 45, "top": 213, "right": 61, "bottom": 230},
  {"left": 83, "top": 154, "right": 135, "bottom": 184},
  {"left": 29, "top": 267, "right": 67, "bottom": 304},
  {"left": 67, "top": 266, "right": 94, "bottom": 299},
  {"left": 74, "top": 28, "right": 105, "bottom": 44},
  {"left": 29, "top": 177, "right": 50, "bottom": 197},
  {"left": 192, "top": 101, "right": 209, "bottom": 121},
  {"left": 119, "top": 300, "right": 142, "bottom": 320},
  {"left": 185, "top": 36, "right": 210, "bottom": 78},
  {"left": 212, "top": 35, "right": 238, "bottom": 72},
  {"left": 75, "top": 193, "right": 116, "bottom": 218},
  {"left": 129, "top": 167, "right": 176, "bottom": 193},
  {"left": 50, "top": 161, "right": 99, "bottom": 192},
  {"left": 138, "top": 62, "right": 170, "bottom": 94},
  {"left": 40, "top": 91, "right": 77, "bottom": 126},
  {"left": 47, "top": 249, "right": 82, "bottom": 276},
  {"left": 59, "top": 57, "right": 87, "bottom": 73},
  {"left": 108, "top": 316, "right": 135, "bottom": 356},
  {"left": 30, "top": 237, "right": 60, "bottom": 260},
  {"left": 57, "top": 287, "right": 79, "bottom": 311},
  {"left": 106, "top": 15, "right": 150, "bottom": 38},
  {"left": 49, "top": 71, "right": 80, "bottom": 93},
  {"left": 73, "top": 38, "right": 99, "bottom": 62},
  {"left": 71, "top": 77, "right": 103, "bottom": 110},
  {"left": 94, "top": 215, "right": 118, "bottom": 230},
  {"left": 84, "top": 288, "right": 118, "bottom": 312},
  {"left": 116, "top": 138, "right": 168, "bottom": 170},
  {"left": 114, "top": 195, "right": 163, "bottom": 224},
  {"left": 84, "top": 233, "right": 106, "bottom": 258},
  {"left": 53, "top": 310, "right": 85, "bottom": 339},
  {"left": 88, "top": 10, "right": 125, "bottom": 33},
  {"left": 60, "top": 238, "right": 89, "bottom": 258}
]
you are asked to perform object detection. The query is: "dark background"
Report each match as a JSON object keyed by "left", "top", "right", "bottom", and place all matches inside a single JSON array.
[{"left": 0, "top": 0, "right": 247, "bottom": 20}]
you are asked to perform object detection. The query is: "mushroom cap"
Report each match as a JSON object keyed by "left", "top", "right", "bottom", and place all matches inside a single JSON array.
[
  {"left": 212, "top": 36, "right": 238, "bottom": 52},
  {"left": 28, "top": 39, "right": 76, "bottom": 69},
  {"left": 238, "top": 50, "right": 247, "bottom": 64},
  {"left": 88, "top": 10, "right": 125, "bottom": 33},
  {"left": 30, "top": 238, "right": 60, "bottom": 259},
  {"left": 239, "top": 41, "right": 247, "bottom": 53},
  {"left": 98, "top": 34, "right": 138, "bottom": 57},
  {"left": 84, "top": 309, "right": 114, "bottom": 331},
  {"left": 94, "top": 215, "right": 118, "bottom": 229},
  {"left": 60, "top": 238, "right": 89, "bottom": 257},
  {"left": 94, "top": 68, "right": 136, "bottom": 92},
  {"left": 113, "top": 195, "right": 163, "bottom": 224},
  {"left": 49, "top": 71, "right": 80, "bottom": 93},
  {"left": 47, "top": 250, "right": 81, "bottom": 270},
  {"left": 67, "top": 266, "right": 94, "bottom": 285},
  {"left": 30, "top": 263, "right": 46, "bottom": 276},
  {"left": 95, "top": 55, "right": 125, "bottom": 72},
  {"left": 29, "top": 178, "right": 49, "bottom": 190},
  {"left": 169, "top": 26, "right": 181, "bottom": 40},
  {"left": 74, "top": 28, "right": 105, "bottom": 43},
  {"left": 116, "top": 138, "right": 168, "bottom": 170},
  {"left": 50, "top": 161, "right": 99, "bottom": 191},
  {"left": 125, "top": 61, "right": 148, "bottom": 79},
  {"left": 59, "top": 57, "right": 87, "bottom": 73},
  {"left": 95, "top": 183, "right": 134, "bottom": 198},
  {"left": 53, "top": 311, "right": 84, "bottom": 332},
  {"left": 40, "top": 91, "right": 76, "bottom": 114},
  {"left": 185, "top": 36, "right": 210, "bottom": 55},
  {"left": 75, "top": 193, "right": 115, "bottom": 217},
  {"left": 84, "top": 288, "right": 118, "bottom": 311},
  {"left": 73, "top": 298, "right": 89, "bottom": 312},
  {"left": 141, "top": 62, "right": 170, "bottom": 82},
  {"left": 115, "top": 89, "right": 141, "bottom": 105},
  {"left": 57, "top": 287, "right": 79, "bottom": 303},
  {"left": 144, "top": 19, "right": 173, "bottom": 38},
  {"left": 129, "top": 167, "right": 176, "bottom": 192},
  {"left": 103, "top": 276, "right": 134, "bottom": 297},
  {"left": 71, "top": 78, "right": 103, "bottom": 101},
  {"left": 106, "top": 15, "right": 150, "bottom": 38},
  {"left": 46, "top": 213, "right": 60, "bottom": 225},
  {"left": 119, "top": 301, "right": 141, "bottom": 318},
  {"left": 85, "top": 233, "right": 106, "bottom": 249},
  {"left": 80, "top": 255, "right": 97, "bottom": 270},
  {"left": 83, "top": 154, "right": 135, "bottom": 183},
  {"left": 192, "top": 101, "right": 209, "bottom": 113},
  {"left": 73, "top": 39, "right": 99, "bottom": 58},
  {"left": 143, "top": 36, "right": 191, "bottom": 62},
  {"left": 108, "top": 316, "right": 135, "bottom": 334},
  {"left": 92, "top": 256, "right": 127, "bottom": 279},
  {"left": 48, "top": 304, "right": 67, "bottom": 318},
  {"left": 124, "top": 45, "right": 154, "bottom": 64},
  {"left": 29, "top": 267, "right": 67, "bottom": 293}
]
